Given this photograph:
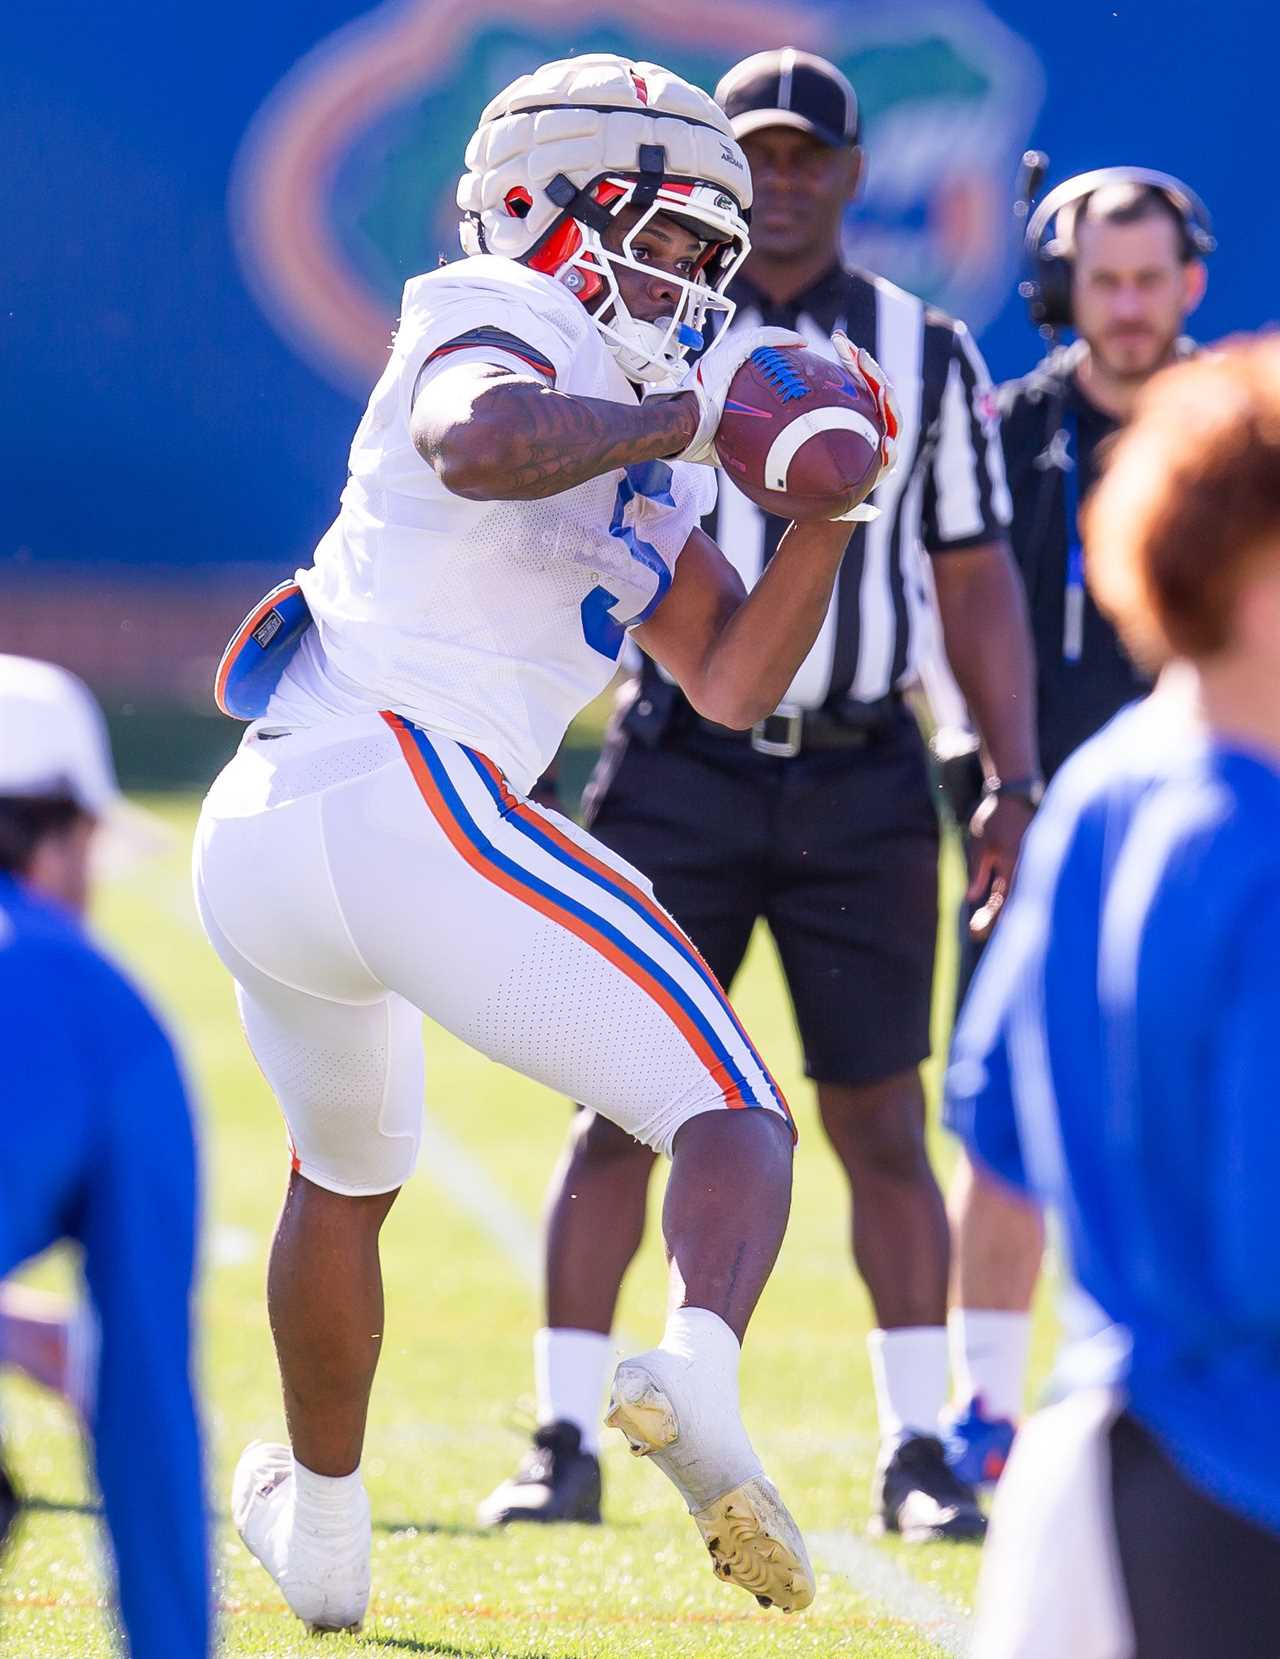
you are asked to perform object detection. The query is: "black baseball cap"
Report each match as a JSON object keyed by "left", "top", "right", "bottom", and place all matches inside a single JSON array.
[{"left": 715, "top": 49, "right": 860, "bottom": 150}]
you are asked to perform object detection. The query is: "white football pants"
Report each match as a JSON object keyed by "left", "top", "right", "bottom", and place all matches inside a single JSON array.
[{"left": 193, "top": 712, "right": 790, "bottom": 1194}]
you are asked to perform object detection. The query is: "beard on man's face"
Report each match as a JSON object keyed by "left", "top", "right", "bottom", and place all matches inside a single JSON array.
[{"left": 1088, "top": 318, "right": 1183, "bottom": 381}]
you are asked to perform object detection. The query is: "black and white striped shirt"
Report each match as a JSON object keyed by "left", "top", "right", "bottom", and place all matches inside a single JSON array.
[{"left": 655, "top": 261, "right": 1012, "bottom": 712}]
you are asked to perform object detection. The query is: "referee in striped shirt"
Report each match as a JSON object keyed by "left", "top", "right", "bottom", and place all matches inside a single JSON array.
[{"left": 481, "top": 50, "right": 1039, "bottom": 1540}]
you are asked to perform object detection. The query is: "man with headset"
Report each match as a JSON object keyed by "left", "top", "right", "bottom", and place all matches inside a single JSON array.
[{"left": 944, "top": 169, "right": 1214, "bottom": 1486}]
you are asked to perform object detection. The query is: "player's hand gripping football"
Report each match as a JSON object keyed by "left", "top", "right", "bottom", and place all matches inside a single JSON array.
[
  {"left": 827, "top": 331, "right": 901, "bottom": 522},
  {"left": 650, "top": 326, "right": 806, "bottom": 465}
]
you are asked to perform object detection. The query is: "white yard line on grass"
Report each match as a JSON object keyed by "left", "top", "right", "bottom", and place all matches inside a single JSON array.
[
  {"left": 417, "top": 1105, "right": 638, "bottom": 1358},
  {"left": 812, "top": 1530, "right": 972, "bottom": 1656},
  {"left": 416, "top": 1110, "right": 542, "bottom": 1286}
]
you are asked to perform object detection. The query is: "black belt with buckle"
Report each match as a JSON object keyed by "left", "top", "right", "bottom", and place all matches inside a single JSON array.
[{"left": 694, "top": 698, "right": 899, "bottom": 758}]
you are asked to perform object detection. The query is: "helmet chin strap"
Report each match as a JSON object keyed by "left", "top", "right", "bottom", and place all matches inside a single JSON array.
[
  {"left": 607, "top": 317, "right": 687, "bottom": 386},
  {"left": 608, "top": 315, "right": 707, "bottom": 385}
]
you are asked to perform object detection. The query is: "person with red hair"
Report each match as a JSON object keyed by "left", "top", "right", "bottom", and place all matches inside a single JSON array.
[{"left": 951, "top": 335, "right": 1280, "bottom": 1659}]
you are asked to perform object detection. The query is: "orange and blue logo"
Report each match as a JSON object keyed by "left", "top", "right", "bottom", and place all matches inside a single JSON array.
[{"left": 230, "top": 0, "right": 1042, "bottom": 396}]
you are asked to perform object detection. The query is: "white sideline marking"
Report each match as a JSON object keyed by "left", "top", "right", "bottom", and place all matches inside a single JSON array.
[
  {"left": 417, "top": 1112, "right": 541, "bottom": 1287},
  {"left": 812, "top": 1530, "right": 972, "bottom": 1656},
  {"left": 416, "top": 1110, "right": 640, "bottom": 1352}
]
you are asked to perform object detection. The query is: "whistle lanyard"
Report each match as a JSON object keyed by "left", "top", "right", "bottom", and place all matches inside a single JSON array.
[{"left": 1061, "top": 406, "right": 1085, "bottom": 663}]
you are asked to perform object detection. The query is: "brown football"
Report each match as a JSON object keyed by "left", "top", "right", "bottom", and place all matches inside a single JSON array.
[{"left": 713, "top": 344, "right": 884, "bottom": 521}]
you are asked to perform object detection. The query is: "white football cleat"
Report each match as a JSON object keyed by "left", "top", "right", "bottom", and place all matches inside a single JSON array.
[
  {"left": 231, "top": 1441, "right": 371, "bottom": 1634},
  {"left": 606, "top": 1352, "right": 815, "bottom": 1614}
]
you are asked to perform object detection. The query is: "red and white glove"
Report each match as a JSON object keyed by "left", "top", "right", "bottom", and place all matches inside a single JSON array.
[
  {"left": 828, "top": 331, "right": 903, "bottom": 522},
  {"left": 648, "top": 326, "right": 805, "bottom": 465}
]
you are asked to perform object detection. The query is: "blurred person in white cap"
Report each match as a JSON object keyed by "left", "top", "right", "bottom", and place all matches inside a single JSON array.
[
  {"left": 0, "top": 651, "right": 136, "bottom": 1407},
  {"left": 0, "top": 653, "right": 117, "bottom": 1409},
  {"left": 0, "top": 653, "right": 210, "bottom": 1658},
  {"left": 0, "top": 652, "right": 122, "bottom": 906}
]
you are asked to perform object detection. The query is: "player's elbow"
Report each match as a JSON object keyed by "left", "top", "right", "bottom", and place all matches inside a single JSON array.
[
  {"left": 682, "top": 679, "right": 765, "bottom": 731},
  {"left": 417, "top": 416, "right": 514, "bottom": 501}
]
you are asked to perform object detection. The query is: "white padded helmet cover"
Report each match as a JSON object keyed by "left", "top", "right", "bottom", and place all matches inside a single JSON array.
[{"left": 457, "top": 53, "right": 752, "bottom": 260}]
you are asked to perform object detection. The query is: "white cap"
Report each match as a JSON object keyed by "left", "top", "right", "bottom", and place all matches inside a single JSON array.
[{"left": 0, "top": 653, "right": 121, "bottom": 815}]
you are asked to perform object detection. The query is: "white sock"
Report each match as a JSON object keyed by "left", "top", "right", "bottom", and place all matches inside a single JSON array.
[
  {"left": 291, "top": 1458, "right": 368, "bottom": 1536},
  {"left": 233, "top": 1445, "right": 370, "bottom": 1630},
  {"left": 949, "top": 1309, "right": 1031, "bottom": 1422},
  {"left": 534, "top": 1327, "right": 612, "bottom": 1454},
  {"left": 658, "top": 1305, "right": 740, "bottom": 1381},
  {"left": 642, "top": 1305, "right": 760, "bottom": 1511},
  {"left": 866, "top": 1326, "right": 949, "bottom": 1444}
]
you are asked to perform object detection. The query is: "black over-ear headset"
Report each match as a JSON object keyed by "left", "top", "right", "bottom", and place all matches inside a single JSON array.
[{"left": 1020, "top": 165, "right": 1216, "bottom": 331}]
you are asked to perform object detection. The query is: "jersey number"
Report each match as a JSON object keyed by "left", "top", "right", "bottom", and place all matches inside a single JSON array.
[{"left": 580, "top": 462, "right": 676, "bottom": 661}]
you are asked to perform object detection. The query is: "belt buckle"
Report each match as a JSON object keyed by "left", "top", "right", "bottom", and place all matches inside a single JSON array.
[{"left": 751, "top": 703, "right": 804, "bottom": 758}]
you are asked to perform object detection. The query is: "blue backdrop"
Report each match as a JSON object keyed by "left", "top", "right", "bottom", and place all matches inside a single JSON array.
[{"left": 4, "top": 0, "right": 1272, "bottom": 575}]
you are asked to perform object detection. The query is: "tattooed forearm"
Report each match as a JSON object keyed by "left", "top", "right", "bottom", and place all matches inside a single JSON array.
[
  {"left": 417, "top": 372, "right": 698, "bottom": 501},
  {"left": 477, "top": 381, "right": 697, "bottom": 497}
]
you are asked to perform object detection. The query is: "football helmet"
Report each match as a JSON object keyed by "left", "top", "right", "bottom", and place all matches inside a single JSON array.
[{"left": 456, "top": 54, "right": 752, "bottom": 384}]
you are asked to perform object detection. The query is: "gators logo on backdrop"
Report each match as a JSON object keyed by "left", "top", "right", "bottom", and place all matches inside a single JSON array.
[{"left": 230, "top": 0, "right": 1042, "bottom": 396}]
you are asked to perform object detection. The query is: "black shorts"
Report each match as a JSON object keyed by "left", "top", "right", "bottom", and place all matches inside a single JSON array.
[{"left": 583, "top": 703, "right": 938, "bottom": 1087}]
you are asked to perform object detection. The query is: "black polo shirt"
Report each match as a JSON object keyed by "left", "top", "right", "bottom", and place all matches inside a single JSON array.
[{"left": 999, "top": 344, "right": 1149, "bottom": 781}]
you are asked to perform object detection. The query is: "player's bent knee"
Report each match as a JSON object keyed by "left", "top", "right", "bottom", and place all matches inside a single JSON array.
[
  {"left": 572, "top": 1107, "right": 657, "bottom": 1166},
  {"left": 284, "top": 1099, "right": 422, "bottom": 1197},
  {"left": 640, "top": 1094, "right": 794, "bottom": 1159},
  {"left": 670, "top": 1104, "right": 795, "bottom": 1164},
  {"left": 288, "top": 1169, "right": 402, "bottom": 1219},
  {"left": 289, "top": 1155, "right": 412, "bottom": 1202}
]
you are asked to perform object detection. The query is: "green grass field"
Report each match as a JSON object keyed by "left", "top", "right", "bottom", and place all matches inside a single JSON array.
[{"left": 0, "top": 784, "right": 1058, "bottom": 1659}]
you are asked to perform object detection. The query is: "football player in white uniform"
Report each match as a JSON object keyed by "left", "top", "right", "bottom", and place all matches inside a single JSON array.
[{"left": 194, "top": 53, "right": 897, "bottom": 1631}]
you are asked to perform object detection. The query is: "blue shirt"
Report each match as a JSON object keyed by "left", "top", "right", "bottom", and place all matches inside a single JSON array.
[
  {"left": 0, "top": 874, "right": 209, "bottom": 1657},
  {"left": 948, "top": 691, "right": 1280, "bottom": 1534}
]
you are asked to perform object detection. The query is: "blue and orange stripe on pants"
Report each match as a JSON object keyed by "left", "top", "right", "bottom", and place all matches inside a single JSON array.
[{"left": 380, "top": 713, "right": 793, "bottom": 1135}]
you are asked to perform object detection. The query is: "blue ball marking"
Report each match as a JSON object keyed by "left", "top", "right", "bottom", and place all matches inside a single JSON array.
[{"left": 749, "top": 346, "right": 808, "bottom": 403}]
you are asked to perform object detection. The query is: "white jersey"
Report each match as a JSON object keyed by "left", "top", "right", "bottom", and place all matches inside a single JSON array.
[{"left": 267, "top": 256, "right": 714, "bottom": 794}]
